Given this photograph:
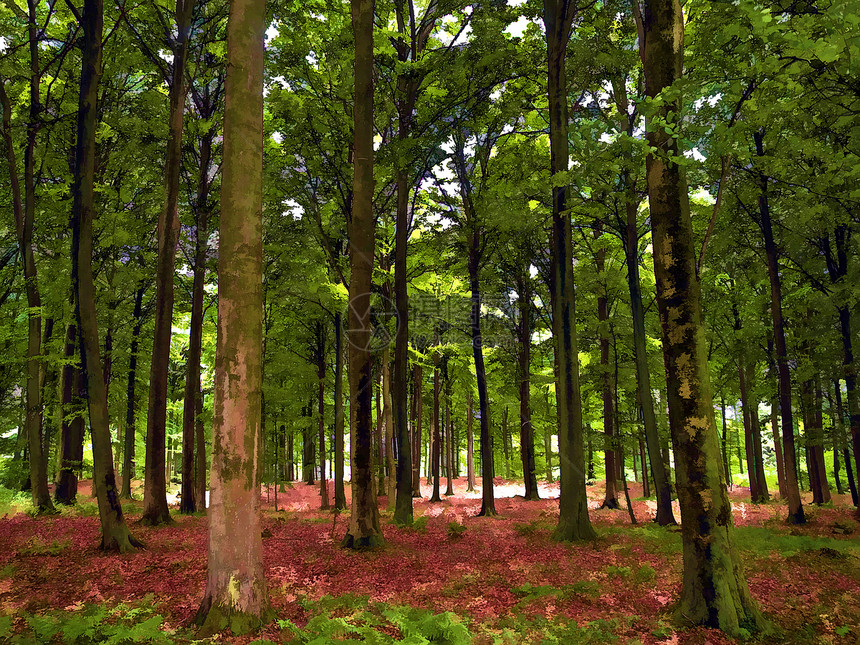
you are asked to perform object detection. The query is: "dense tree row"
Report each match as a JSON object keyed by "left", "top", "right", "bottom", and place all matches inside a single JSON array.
[{"left": 1, "top": 0, "right": 858, "bottom": 635}]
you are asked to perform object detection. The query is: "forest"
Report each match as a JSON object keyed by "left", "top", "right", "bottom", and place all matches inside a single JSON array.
[{"left": 0, "top": 0, "right": 859, "bottom": 642}]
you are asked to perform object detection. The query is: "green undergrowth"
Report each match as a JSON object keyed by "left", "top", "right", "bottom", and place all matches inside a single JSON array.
[
  {"left": 734, "top": 526, "right": 860, "bottom": 559},
  {"left": 0, "top": 487, "right": 31, "bottom": 518},
  {"left": 599, "top": 524, "right": 682, "bottom": 556},
  {"left": 0, "top": 597, "right": 182, "bottom": 644},
  {"left": 256, "top": 593, "right": 473, "bottom": 645},
  {"left": 492, "top": 613, "right": 628, "bottom": 644}
]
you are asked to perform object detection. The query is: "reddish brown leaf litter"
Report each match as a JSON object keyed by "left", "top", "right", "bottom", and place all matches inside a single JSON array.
[{"left": 1, "top": 478, "right": 858, "bottom": 644}]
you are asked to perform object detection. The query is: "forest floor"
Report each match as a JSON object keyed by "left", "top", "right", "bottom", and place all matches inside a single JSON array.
[{"left": 0, "top": 477, "right": 858, "bottom": 644}]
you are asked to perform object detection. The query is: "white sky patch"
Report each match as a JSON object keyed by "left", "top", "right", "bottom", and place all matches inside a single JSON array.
[
  {"left": 0, "top": 37, "right": 7, "bottom": 53},
  {"left": 158, "top": 50, "right": 173, "bottom": 64},
  {"left": 266, "top": 24, "right": 279, "bottom": 45},
  {"left": 691, "top": 186, "right": 716, "bottom": 205},
  {"left": 684, "top": 148, "right": 706, "bottom": 162},
  {"left": 599, "top": 132, "right": 614, "bottom": 143},
  {"left": 282, "top": 198, "right": 303, "bottom": 220},
  {"left": 306, "top": 51, "right": 318, "bottom": 66},
  {"left": 271, "top": 132, "right": 283, "bottom": 144},
  {"left": 504, "top": 15, "right": 532, "bottom": 38}
]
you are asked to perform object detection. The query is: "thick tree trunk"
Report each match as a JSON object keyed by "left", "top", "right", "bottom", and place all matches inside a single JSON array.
[
  {"left": 71, "top": 0, "right": 140, "bottom": 552},
  {"left": 753, "top": 130, "right": 804, "bottom": 523},
  {"left": 638, "top": 0, "right": 765, "bottom": 632},
  {"left": 342, "top": 0, "right": 382, "bottom": 549},
  {"left": 544, "top": 0, "right": 593, "bottom": 540},
  {"left": 142, "top": 0, "right": 195, "bottom": 526},
  {"left": 195, "top": 0, "right": 272, "bottom": 630}
]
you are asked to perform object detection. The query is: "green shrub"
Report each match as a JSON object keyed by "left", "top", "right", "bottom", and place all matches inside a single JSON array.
[
  {"left": 446, "top": 521, "right": 467, "bottom": 539},
  {"left": 633, "top": 564, "right": 656, "bottom": 584},
  {"left": 18, "top": 537, "right": 71, "bottom": 557},
  {"left": 604, "top": 565, "right": 632, "bottom": 579}
]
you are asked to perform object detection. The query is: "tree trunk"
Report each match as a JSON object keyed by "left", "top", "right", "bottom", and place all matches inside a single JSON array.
[
  {"left": 180, "top": 125, "right": 214, "bottom": 514},
  {"left": 834, "top": 381, "right": 858, "bottom": 504},
  {"left": 194, "top": 391, "right": 206, "bottom": 509},
  {"left": 640, "top": 436, "right": 650, "bottom": 497},
  {"left": 502, "top": 406, "right": 510, "bottom": 480},
  {"left": 738, "top": 361, "right": 761, "bottom": 502},
  {"left": 316, "top": 323, "right": 329, "bottom": 509},
  {"left": 382, "top": 347, "right": 396, "bottom": 509},
  {"left": 412, "top": 364, "right": 423, "bottom": 497},
  {"left": 444, "top": 371, "right": 454, "bottom": 496},
  {"left": 70, "top": 0, "right": 140, "bottom": 552},
  {"left": 466, "top": 390, "right": 476, "bottom": 491},
  {"left": 544, "top": 0, "right": 593, "bottom": 540},
  {"left": 303, "top": 401, "right": 315, "bottom": 485},
  {"left": 516, "top": 274, "right": 539, "bottom": 499},
  {"left": 55, "top": 321, "right": 85, "bottom": 505},
  {"left": 342, "top": 0, "right": 382, "bottom": 549},
  {"left": 597, "top": 234, "right": 619, "bottom": 509},
  {"left": 430, "top": 357, "right": 442, "bottom": 502},
  {"left": 142, "top": 0, "right": 196, "bottom": 526},
  {"left": 638, "top": 0, "right": 765, "bottom": 631},
  {"left": 753, "top": 129, "right": 804, "bottom": 523},
  {"left": 334, "top": 311, "right": 347, "bottom": 509},
  {"left": 0, "top": 13, "right": 52, "bottom": 513},
  {"left": 195, "top": 0, "right": 272, "bottom": 629},
  {"left": 120, "top": 284, "right": 145, "bottom": 499},
  {"left": 468, "top": 236, "right": 496, "bottom": 517},
  {"left": 720, "top": 398, "right": 732, "bottom": 486}
]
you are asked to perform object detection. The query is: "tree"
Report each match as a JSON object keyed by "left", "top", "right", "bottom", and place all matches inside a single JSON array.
[
  {"left": 194, "top": 0, "right": 272, "bottom": 633},
  {"left": 70, "top": 0, "right": 142, "bottom": 553},
  {"left": 544, "top": 0, "right": 595, "bottom": 541},
  {"left": 636, "top": 0, "right": 765, "bottom": 632},
  {"left": 342, "top": 0, "right": 383, "bottom": 550}
]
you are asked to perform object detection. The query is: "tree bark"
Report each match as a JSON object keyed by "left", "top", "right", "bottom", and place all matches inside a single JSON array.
[
  {"left": 317, "top": 322, "right": 329, "bottom": 509},
  {"left": 466, "top": 390, "right": 476, "bottom": 491},
  {"left": 445, "top": 365, "right": 455, "bottom": 496},
  {"left": 120, "top": 284, "right": 145, "bottom": 499},
  {"left": 334, "top": 311, "right": 347, "bottom": 509},
  {"left": 429, "top": 357, "right": 442, "bottom": 502},
  {"left": 142, "top": 0, "right": 196, "bottom": 526},
  {"left": 71, "top": 0, "right": 141, "bottom": 552},
  {"left": 544, "top": 0, "right": 593, "bottom": 540},
  {"left": 596, "top": 233, "right": 619, "bottom": 509},
  {"left": 412, "top": 364, "right": 423, "bottom": 497},
  {"left": 195, "top": 0, "right": 272, "bottom": 629},
  {"left": 638, "top": 0, "right": 765, "bottom": 632},
  {"left": 55, "top": 321, "right": 85, "bottom": 505},
  {"left": 753, "top": 129, "right": 804, "bottom": 523},
  {"left": 342, "top": 0, "right": 382, "bottom": 549},
  {"left": 516, "top": 272, "right": 539, "bottom": 500}
]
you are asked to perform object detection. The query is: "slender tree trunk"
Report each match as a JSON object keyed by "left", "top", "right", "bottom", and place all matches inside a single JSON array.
[
  {"left": 120, "top": 285, "right": 145, "bottom": 499},
  {"left": 640, "top": 436, "right": 650, "bottom": 497},
  {"left": 334, "top": 312, "right": 347, "bottom": 509},
  {"left": 720, "top": 398, "right": 732, "bottom": 486},
  {"left": 55, "top": 322, "right": 85, "bottom": 505},
  {"left": 637, "top": 0, "right": 765, "bottom": 631},
  {"left": 315, "top": 323, "right": 329, "bottom": 509},
  {"left": 194, "top": 390, "right": 206, "bottom": 509},
  {"left": 738, "top": 362, "right": 761, "bottom": 502},
  {"left": 834, "top": 381, "right": 858, "bottom": 504},
  {"left": 516, "top": 274, "right": 539, "bottom": 499},
  {"left": 71, "top": 0, "right": 140, "bottom": 552},
  {"left": 412, "top": 364, "right": 423, "bottom": 497},
  {"left": 180, "top": 127, "right": 214, "bottom": 514},
  {"left": 466, "top": 390, "right": 476, "bottom": 491},
  {"left": 545, "top": 0, "right": 593, "bottom": 540},
  {"left": 445, "top": 371, "right": 454, "bottom": 496},
  {"left": 501, "top": 406, "right": 510, "bottom": 480},
  {"left": 195, "top": 0, "right": 272, "bottom": 629},
  {"left": 303, "top": 401, "right": 315, "bottom": 485},
  {"left": 597, "top": 235, "right": 619, "bottom": 509},
  {"left": 342, "top": 0, "right": 382, "bottom": 549},
  {"left": 623, "top": 212, "right": 675, "bottom": 522},
  {"left": 751, "top": 406, "right": 769, "bottom": 501},
  {"left": 382, "top": 347, "right": 395, "bottom": 509},
  {"left": 430, "top": 357, "right": 442, "bottom": 502},
  {"left": 468, "top": 237, "right": 496, "bottom": 517},
  {"left": 753, "top": 129, "right": 804, "bottom": 523}
]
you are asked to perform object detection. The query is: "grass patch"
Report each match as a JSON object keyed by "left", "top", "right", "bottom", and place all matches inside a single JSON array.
[
  {"left": 17, "top": 536, "right": 71, "bottom": 557},
  {"left": 734, "top": 526, "right": 860, "bottom": 558}
]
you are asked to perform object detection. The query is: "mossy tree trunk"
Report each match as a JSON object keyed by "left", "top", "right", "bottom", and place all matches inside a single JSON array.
[
  {"left": 70, "top": 0, "right": 141, "bottom": 553},
  {"left": 544, "top": 0, "right": 594, "bottom": 541},
  {"left": 343, "top": 0, "right": 383, "bottom": 550},
  {"left": 195, "top": 0, "right": 272, "bottom": 632},
  {"left": 637, "top": 0, "right": 766, "bottom": 633}
]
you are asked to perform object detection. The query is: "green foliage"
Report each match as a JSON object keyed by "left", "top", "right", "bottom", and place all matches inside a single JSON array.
[
  {"left": 17, "top": 536, "right": 70, "bottom": 556},
  {"left": 0, "top": 486, "right": 30, "bottom": 518},
  {"left": 735, "top": 527, "right": 860, "bottom": 558},
  {"left": 283, "top": 595, "right": 472, "bottom": 645},
  {"left": 632, "top": 564, "right": 657, "bottom": 584},
  {"left": 446, "top": 521, "right": 467, "bottom": 539},
  {"left": 604, "top": 565, "right": 632, "bottom": 579},
  {"left": 4, "top": 601, "right": 170, "bottom": 644}
]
